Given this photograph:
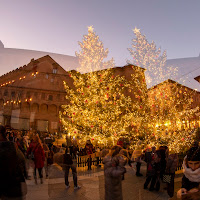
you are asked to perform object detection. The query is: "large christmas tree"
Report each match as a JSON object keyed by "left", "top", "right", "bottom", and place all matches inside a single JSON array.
[
  {"left": 128, "top": 27, "right": 197, "bottom": 152},
  {"left": 60, "top": 26, "right": 145, "bottom": 146}
]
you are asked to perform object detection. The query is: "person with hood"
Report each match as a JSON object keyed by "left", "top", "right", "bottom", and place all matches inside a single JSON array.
[
  {"left": 103, "top": 145, "right": 127, "bottom": 200},
  {"left": 177, "top": 146, "right": 200, "bottom": 199},
  {"left": 0, "top": 125, "right": 27, "bottom": 200}
]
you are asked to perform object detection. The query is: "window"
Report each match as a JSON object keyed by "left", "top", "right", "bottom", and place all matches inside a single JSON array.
[
  {"left": 48, "top": 95, "right": 53, "bottom": 101},
  {"left": 41, "top": 93, "right": 45, "bottom": 100},
  {"left": 11, "top": 91, "right": 15, "bottom": 98},
  {"left": 53, "top": 68, "right": 57, "bottom": 74},
  {"left": 4, "top": 90, "right": 8, "bottom": 96}
]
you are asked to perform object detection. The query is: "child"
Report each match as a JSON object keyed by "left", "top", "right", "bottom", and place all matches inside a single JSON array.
[{"left": 177, "top": 146, "right": 200, "bottom": 199}]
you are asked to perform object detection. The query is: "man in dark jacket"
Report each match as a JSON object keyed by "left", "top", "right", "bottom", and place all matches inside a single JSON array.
[
  {"left": 0, "top": 125, "right": 27, "bottom": 199},
  {"left": 63, "top": 148, "right": 81, "bottom": 190}
]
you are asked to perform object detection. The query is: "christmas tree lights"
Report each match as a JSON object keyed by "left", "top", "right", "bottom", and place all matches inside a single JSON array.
[
  {"left": 128, "top": 28, "right": 198, "bottom": 152},
  {"left": 59, "top": 26, "right": 147, "bottom": 146}
]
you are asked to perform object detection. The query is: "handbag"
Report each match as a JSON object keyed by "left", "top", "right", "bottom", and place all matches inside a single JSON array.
[{"left": 163, "top": 173, "right": 172, "bottom": 183}]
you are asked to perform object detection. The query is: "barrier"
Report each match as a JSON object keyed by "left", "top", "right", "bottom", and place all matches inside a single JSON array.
[{"left": 76, "top": 153, "right": 103, "bottom": 170}]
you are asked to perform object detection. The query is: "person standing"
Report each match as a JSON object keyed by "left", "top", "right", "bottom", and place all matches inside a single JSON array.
[
  {"left": 131, "top": 141, "right": 143, "bottom": 176},
  {"left": 42, "top": 139, "right": 50, "bottom": 178},
  {"left": 159, "top": 146, "right": 168, "bottom": 181},
  {"left": 63, "top": 148, "right": 81, "bottom": 190},
  {"left": 144, "top": 147, "right": 161, "bottom": 191},
  {"left": 165, "top": 148, "right": 178, "bottom": 198},
  {"left": 103, "top": 145, "right": 127, "bottom": 200},
  {"left": 27, "top": 135, "right": 45, "bottom": 184}
]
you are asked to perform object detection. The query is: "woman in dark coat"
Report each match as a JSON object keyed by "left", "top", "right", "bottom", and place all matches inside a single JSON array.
[
  {"left": 103, "top": 145, "right": 127, "bottom": 200},
  {"left": 177, "top": 146, "right": 200, "bottom": 199}
]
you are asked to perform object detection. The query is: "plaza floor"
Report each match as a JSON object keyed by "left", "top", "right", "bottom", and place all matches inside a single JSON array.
[{"left": 26, "top": 162, "right": 183, "bottom": 200}]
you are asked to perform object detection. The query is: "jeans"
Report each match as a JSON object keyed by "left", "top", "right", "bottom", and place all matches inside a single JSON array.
[{"left": 65, "top": 165, "right": 77, "bottom": 187}]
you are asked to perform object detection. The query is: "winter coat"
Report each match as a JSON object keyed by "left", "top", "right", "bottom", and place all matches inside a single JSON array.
[
  {"left": 103, "top": 154, "right": 127, "bottom": 200},
  {"left": 0, "top": 141, "right": 27, "bottom": 198},
  {"left": 34, "top": 144, "right": 45, "bottom": 168},
  {"left": 182, "top": 157, "right": 200, "bottom": 191},
  {"left": 63, "top": 153, "right": 73, "bottom": 169},
  {"left": 146, "top": 150, "right": 161, "bottom": 176},
  {"left": 131, "top": 148, "right": 142, "bottom": 162},
  {"left": 165, "top": 153, "right": 178, "bottom": 174}
]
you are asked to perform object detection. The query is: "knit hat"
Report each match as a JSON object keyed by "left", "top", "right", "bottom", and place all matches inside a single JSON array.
[{"left": 187, "top": 146, "right": 200, "bottom": 161}]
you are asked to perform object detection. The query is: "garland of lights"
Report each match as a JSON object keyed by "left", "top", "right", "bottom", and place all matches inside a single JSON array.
[
  {"left": 59, "top": 26, "right": 148, "bottom": 146},
  {"left": 128, "top": 27, "right": 198, "bottom": 152}
]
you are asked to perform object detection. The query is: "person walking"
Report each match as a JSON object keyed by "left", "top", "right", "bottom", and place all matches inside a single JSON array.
[
  {"left": 27, "top": 135, "right": 45, "bottom": 184},
  {"left": 103, "top": 145, "right": 127, "bottom": 200},
  {"left": 177, "top": 146, "right": 200, "bottom": 199},
  {"left": 63, "top": 148, "right": 81, "bottom": 190}
]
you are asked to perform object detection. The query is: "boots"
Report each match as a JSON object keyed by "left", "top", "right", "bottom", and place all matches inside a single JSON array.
[
  {"left": 34, "top": 177, "right": 37, "bottom": 184},
  {"left": 40, "top": 178, "right": 43, "bottom": 184}
]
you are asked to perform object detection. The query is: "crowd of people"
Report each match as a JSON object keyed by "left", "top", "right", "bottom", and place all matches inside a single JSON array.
[
  {"left": 0, "top": 125, "right": 199, "bottom": 200},
  {"left": 103, "top": 141, "right": 200, "bottom": 200}
]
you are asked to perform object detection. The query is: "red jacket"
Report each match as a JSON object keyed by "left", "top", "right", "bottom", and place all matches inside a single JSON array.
[
  {"left": 34, "top": 144, "right": 45, "bottom": 168},
  {"left": 27, "top": 142, "right": 45, "bottom": 168}
]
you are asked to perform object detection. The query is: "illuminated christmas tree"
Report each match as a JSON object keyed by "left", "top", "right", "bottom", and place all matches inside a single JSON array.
[
  {"left": 128, "top": 27, "right": 177, "bottom": 88},
  {"left": 128, "top": 27, "right": 197, "bottom": 152},
  {"left": 60, "top": 26, "right": 146, "bottom": 146},
  {"left": 147, "top": 80, "right": 197, "bottom": 152}
]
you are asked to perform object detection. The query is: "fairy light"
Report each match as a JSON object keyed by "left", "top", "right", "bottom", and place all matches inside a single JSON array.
[
  {"left": 128, "top": 27, "right": 198, "bottom": 152},
  {"left": 60, "top": 26, "right": 148, "bottom": 145}
]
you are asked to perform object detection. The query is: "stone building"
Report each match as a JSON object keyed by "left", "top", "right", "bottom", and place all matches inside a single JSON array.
[
  {"left": 0, "top": 55, "right": 147, "bottom": 133},
  {"left": 0, "top": 55, "right": 74, "bottom": 133}
]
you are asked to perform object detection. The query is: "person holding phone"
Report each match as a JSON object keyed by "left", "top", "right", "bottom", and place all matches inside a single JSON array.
[{"left": 177, "top": 146, "right": 200, "bottom": 199}]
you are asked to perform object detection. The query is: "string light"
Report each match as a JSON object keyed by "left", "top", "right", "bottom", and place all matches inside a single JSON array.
[{"left": 60, "top": 26, "right": 148, "bottom": 146}]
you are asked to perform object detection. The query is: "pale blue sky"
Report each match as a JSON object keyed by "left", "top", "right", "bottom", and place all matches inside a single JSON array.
[{"left": 0, "top": 0, "right": 200, "bottom": 67}]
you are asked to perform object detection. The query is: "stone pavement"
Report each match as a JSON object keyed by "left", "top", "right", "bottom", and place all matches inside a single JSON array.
[{"left": 26, "top": 163, "right": 182, "bottom": 200}]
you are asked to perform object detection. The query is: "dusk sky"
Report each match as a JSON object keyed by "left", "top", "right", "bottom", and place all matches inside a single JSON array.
[{"left": 1, "top": 0, "right": 200, "bottom": 67}]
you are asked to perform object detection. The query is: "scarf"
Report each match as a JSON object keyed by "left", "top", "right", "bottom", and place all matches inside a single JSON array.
[{"left": 183, "top": 156, "right": 200, "bottom": 183}]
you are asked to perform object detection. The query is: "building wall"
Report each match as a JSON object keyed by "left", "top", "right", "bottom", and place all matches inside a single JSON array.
[{"left": 0, "top": 57, "right": 147, "bottom": 133}]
